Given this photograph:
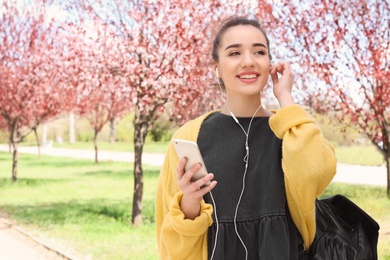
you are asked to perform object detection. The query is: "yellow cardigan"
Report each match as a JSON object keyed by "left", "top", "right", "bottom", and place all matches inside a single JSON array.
[{"left": 155, "top": 104, "right": 337, "bottom": 260}]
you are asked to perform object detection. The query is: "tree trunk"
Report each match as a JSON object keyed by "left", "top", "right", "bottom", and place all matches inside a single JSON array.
[
  {"left": 94, "top": 130, "right": 99, "bottom": 164},
  {"left": 131, "top": 107, "right": 150, "bottom": 226},
  {"left": 372, "top": 135, "right": 389, "bottom": 198},
  {"left": 110, "top": 117, "right": 115, "bottom": 144},
  {"left": 386, "top": 154, "right": 390, "bottom": 198},
  {"left": 69, "top": 111, "right": 76, "bottom": 144},
  {"left": 11, "top": 141, "right": 19, "bottom": 182},
  {"left": 42, "top": 123, "right": 48, "bottom": 145},
  {"left": 33, "top": 127, "right": 41, "bottom": 157}
]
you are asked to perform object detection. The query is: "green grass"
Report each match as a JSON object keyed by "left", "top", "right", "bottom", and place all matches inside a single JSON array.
[
  {"left": 334, "top": 145, "right": 384, "bottom": 166},
  {"left": 0, "top": 152, "right": 159, "bottom": 259},
  {"left": 0, "top": 149, "right": 389, "bottom": 259}
]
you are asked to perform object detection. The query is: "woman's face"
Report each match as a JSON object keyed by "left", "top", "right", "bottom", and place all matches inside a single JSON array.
[{"left": 216, "top": 25, "right": 271, "bottom": 97}]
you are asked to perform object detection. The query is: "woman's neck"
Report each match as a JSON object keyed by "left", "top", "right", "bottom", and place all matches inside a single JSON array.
[{"left": 221, "top": 103, "right": 265, "bottom": 118}]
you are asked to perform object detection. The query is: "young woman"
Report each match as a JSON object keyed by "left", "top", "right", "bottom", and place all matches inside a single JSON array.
[{"left": 156, "top": 16, "right": 337, "bottom": 260}]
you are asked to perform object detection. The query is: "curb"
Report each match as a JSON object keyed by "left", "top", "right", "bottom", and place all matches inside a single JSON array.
[{"left": 0, "top": 218, "right": 81, "bottom": 260}]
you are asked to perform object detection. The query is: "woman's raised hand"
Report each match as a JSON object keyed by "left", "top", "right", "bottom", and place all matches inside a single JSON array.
[
  {"left": 269, "top": 62, "right": 295, "bottom": 107},
  {"left": 176, "top": 157, "right": 217, "bottom": 220}
]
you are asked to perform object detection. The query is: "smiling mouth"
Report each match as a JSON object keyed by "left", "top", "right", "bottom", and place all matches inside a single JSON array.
[{"left": 237, "top": 74, "right": 259, "bottom": 79}]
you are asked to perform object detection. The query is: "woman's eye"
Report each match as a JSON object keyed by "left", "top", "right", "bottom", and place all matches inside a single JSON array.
[
  {"left": 229, "top": 51, "right": 240, "bottom": 56},
  {"left": 255, "top": 50, "right": 266, "bottom": 55}
]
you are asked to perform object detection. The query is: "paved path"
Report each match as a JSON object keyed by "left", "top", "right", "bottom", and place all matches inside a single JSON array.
[
  {"left": 0, "top": 144, "right": 388, "bottom": 259},
  {"left": 0, "top": 218, "right": 68, "bottom": 260},
  {"left": 0, "top": 144, "right": 387, "bottom": 186},
  {"left": 332, "top": 162, "right": 387, "bottom": 187},
  {"left": 0, "top": 144, "right": 164, "bottom": 166}
]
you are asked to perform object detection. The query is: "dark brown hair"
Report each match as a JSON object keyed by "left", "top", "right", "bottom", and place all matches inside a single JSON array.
[{"left": 212, "top": 16, "right": 272, "bottom": 62}]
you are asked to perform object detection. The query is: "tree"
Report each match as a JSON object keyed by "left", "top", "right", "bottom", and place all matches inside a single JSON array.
[
  {"left": 114, "top": 0, "right": 221, "bottom": 226},
  {"left": 272, "top": 0, "right": 390, "bottom": 195},
  {"left": 112, "top": 0, "right": 277, "bottom": 225},
  {"left": 70, "top": 16, "right": 131, "bottom": 163},
  {"left": 34, "top": 1, "right": 135, "bottom": 162},
  {"left": 0, "top": 1, "right": 75, "bottom": 181},
  {"left": 76, "top": 0, "right": 276, "bottom": 225}
]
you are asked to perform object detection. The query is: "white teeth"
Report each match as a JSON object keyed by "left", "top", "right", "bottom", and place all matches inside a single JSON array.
[{"left": 239, "top": 74, "right": 257, "bottom": 79}]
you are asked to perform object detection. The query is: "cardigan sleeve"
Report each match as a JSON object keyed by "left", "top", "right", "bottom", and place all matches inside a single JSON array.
[
  {"left": 155, "top": 136, "right": 213, "bottom": 259},
  {"left": 269, "top": 104, "right": 337, "bottom": 250}
]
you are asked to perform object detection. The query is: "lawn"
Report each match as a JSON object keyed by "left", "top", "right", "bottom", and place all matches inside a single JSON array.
[
  {"left": 0, "top": 153, "right": 159, "bottom": 259},
  {"left": 0, "top": 145, "right": 389, "bottom": 259},
  {"left": 334, "top": 145, "right": 384, "bottom": 166}
]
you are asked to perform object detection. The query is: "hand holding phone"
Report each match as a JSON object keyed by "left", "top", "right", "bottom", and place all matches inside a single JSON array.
[{"left": 172, "top": 139, "right": 210, "bottom": 186}]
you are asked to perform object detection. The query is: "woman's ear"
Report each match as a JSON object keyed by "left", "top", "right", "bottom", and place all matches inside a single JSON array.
[{"left": 213, "top": 64, "right": 219, "bottom": 78}]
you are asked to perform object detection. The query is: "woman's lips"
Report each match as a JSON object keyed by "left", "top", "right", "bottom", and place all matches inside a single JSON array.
[{"left": 236, "top": 72, "right": 259, "bottom": 83}]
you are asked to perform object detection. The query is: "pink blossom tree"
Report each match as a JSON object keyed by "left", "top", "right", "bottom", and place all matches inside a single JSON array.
[
  {"left": 108, "top": 0, "right": 276, "bottom": 225},
  {"left": 67, "top": 17, "right": 132, "bottom": 163},
  {"left": 72, "top": 0, "right": 276, "bottom": 225},
  {"left": 272, "top": 0, "right": 390, "bottom": 195},
  {"left": 0, "top": 2, "right": 75, "bottom": 181}
]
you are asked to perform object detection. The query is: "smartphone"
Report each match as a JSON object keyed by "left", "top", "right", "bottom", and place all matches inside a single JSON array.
[{"left": 172, "top": 138, "right": 210, "bottom": 186}]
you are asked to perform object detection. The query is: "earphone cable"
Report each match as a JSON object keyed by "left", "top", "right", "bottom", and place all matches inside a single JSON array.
[
  {"left": 227, "top": 104, "right": 261, "bottom": 260},
  {"left": 215, "top": 75, "right": 262, "bottom": 260},
  {"left": 209, "top": 191, "right": 219, "bottom": 260}
]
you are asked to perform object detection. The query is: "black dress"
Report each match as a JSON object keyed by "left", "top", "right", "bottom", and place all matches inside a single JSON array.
[{"left": 198, "top": 112, "right": 304, "bottom": 260}]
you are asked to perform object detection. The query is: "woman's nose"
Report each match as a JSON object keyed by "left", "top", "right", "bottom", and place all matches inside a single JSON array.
[{"left": 241, "top": 52, "right": 255, "bottom": 68}]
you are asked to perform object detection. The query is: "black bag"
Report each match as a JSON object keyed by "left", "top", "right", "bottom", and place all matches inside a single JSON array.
[{"left": 307, "top": 194, "right": 380, "bottom": 260}]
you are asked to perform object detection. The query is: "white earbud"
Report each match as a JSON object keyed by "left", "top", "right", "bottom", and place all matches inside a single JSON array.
[
  {"left": 230, "top": 112, "right": 239, "bottom": 124},
  {"left": 215, "top": 67, "right": 219, "bottom": 78}
]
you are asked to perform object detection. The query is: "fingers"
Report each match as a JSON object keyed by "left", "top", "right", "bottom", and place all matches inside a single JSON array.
[
  {"left": 193, "top": 173, "right": 216, "bottom": 190},
  {"left": 269, "top": 62, "right": 294, "bottom": 88},
  {"left": 176, "top": 157, "right": 188, "bottom": 181},
  {"left": 176, "top": 157, "right": 217, "bottom": 194},
  {"left": 269, "top": 62, "right": 282, "bottom": 86},
  {"left": 269, "top": 61, "right": 295, "bottom": 107},
  {"left": 269, "top": 62, "right": 292, "bottom": 78},
  {"left": 176, "top": 157, "right": 203, "bottom": 185},
  {"left": 199, "top": 179, "right": 218, "bottom": 194},
  {"left": 176, "top": 156, "right": 217, "bottom": 219},
  {"left": 270, "top": 67, "right": 279, "bottom": 85}
]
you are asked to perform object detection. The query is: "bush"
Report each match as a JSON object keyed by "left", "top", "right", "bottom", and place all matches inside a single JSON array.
[
  {"left": 115, "top": 114, "right": 134, "bottom": 142},
  {"left": 0, "top": 130, "right": 8, "bottom": 143},
  {"left": 148, "top": 115, "right": 177, "bottom": 142},
  {"left": 312, "top": 112, "right": 368, "bottom": 146}
]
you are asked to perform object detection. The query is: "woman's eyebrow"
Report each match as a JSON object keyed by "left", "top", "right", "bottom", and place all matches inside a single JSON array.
[
  {"left": 253, "top": 43, "right": 267, "bottom": 49},
  {"left": 225, "top": 43, "right": 267, "bottom": 50},
  {"left": 225, "top": 43, "right": 241, "bottom": 50}
]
